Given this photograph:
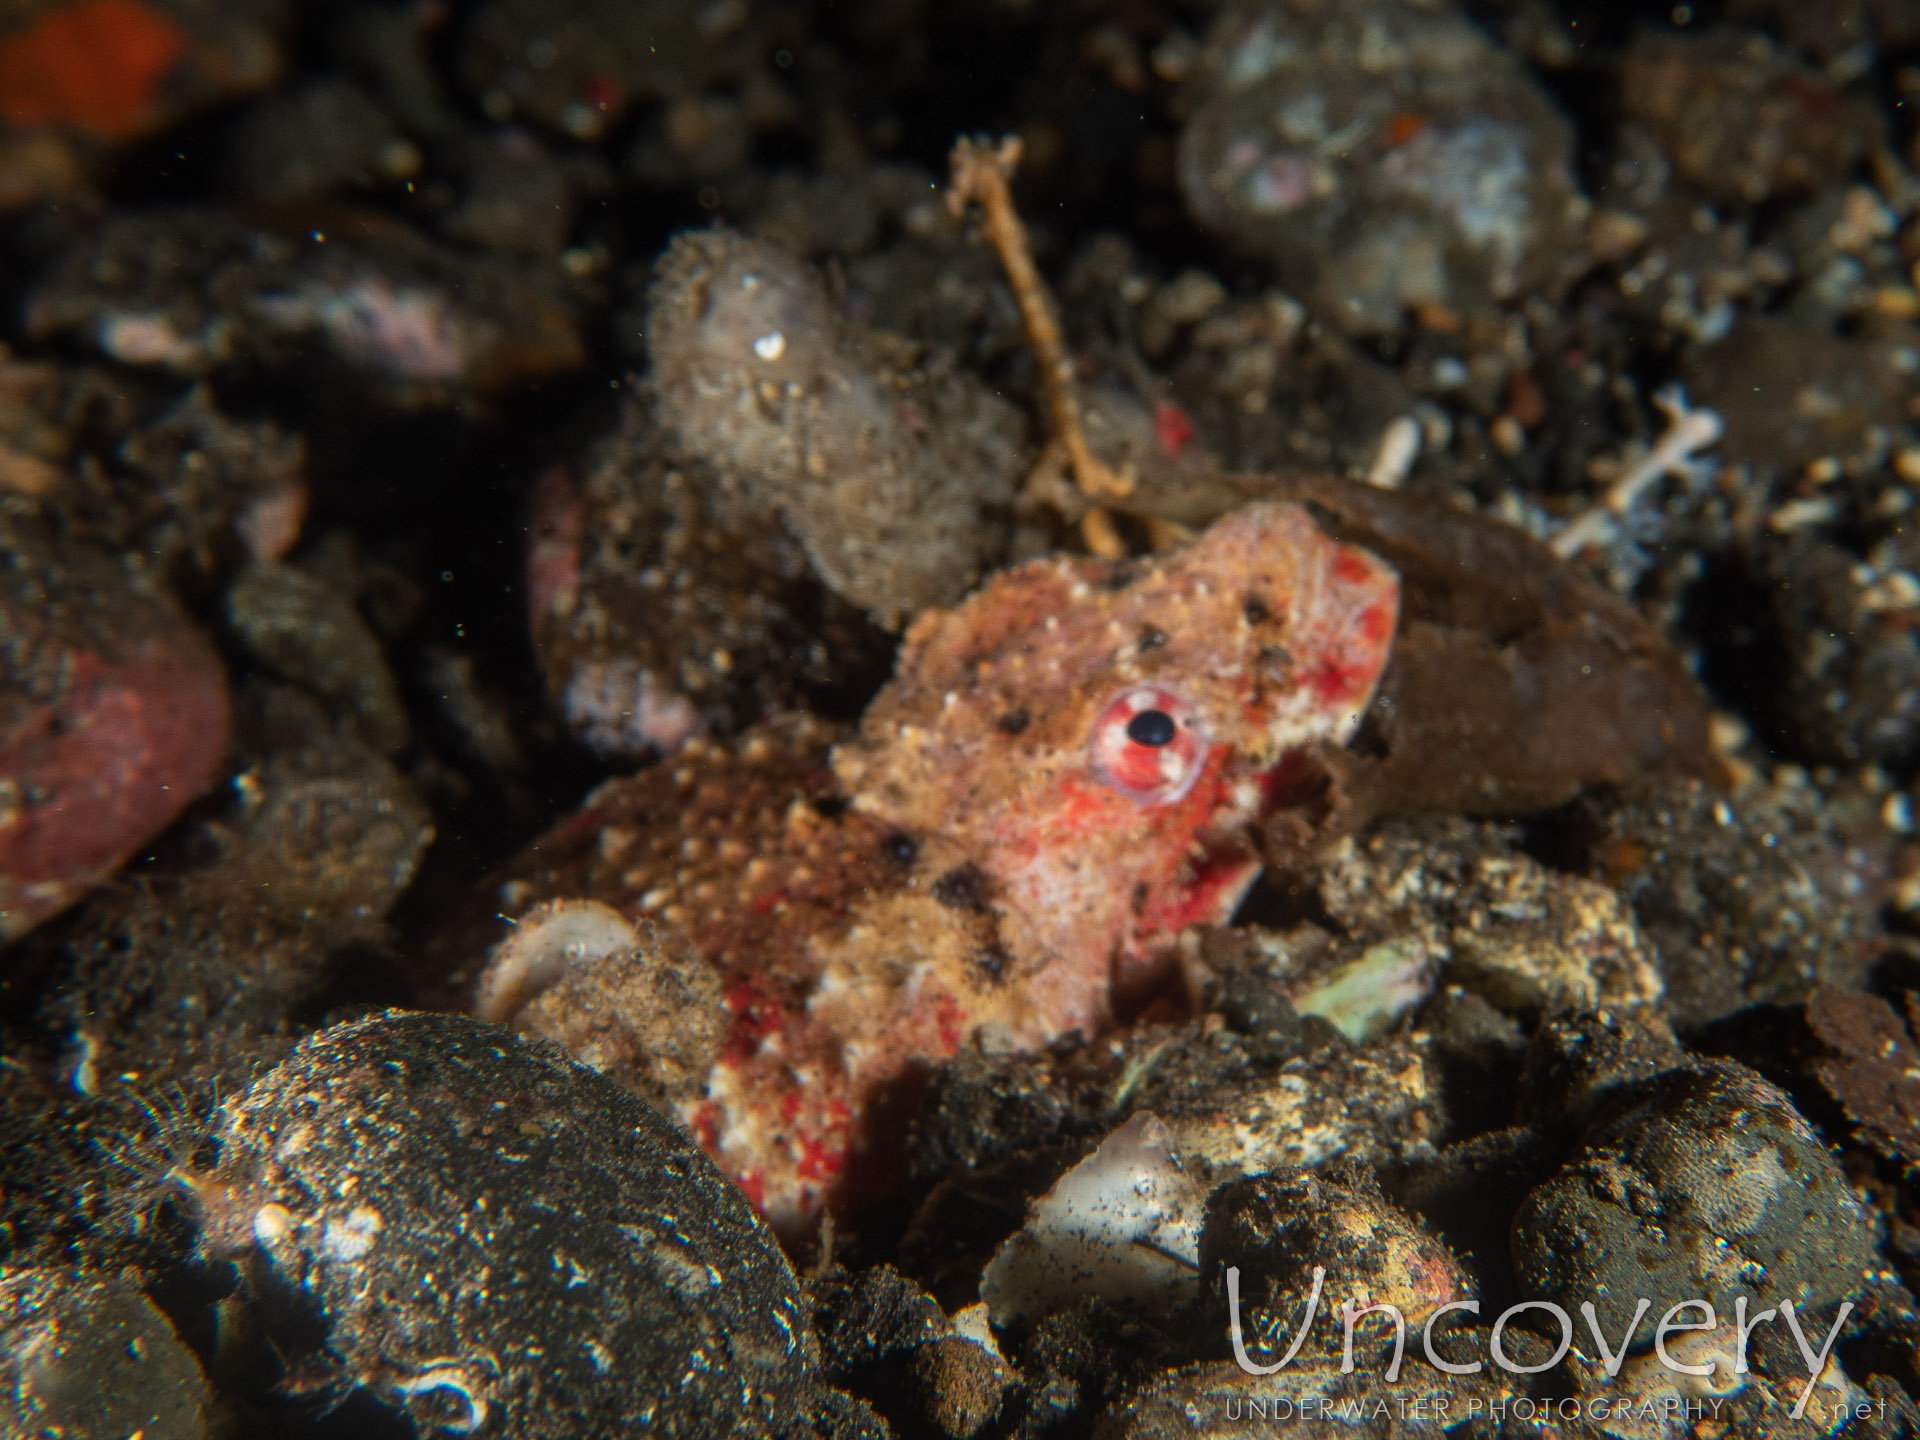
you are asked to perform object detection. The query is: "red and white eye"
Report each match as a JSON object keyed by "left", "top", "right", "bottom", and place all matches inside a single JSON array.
[{"left": 1090, "top": 685, "right": 1209, "bottom": 805}]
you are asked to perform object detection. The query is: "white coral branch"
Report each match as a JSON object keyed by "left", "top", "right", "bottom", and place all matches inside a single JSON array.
[{"left": 1550, "top": 385, "right": 1724, "bottom": 560}]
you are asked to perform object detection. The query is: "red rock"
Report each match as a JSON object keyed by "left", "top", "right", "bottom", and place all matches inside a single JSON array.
[
  {"left": 0, "top": 0, "right": 288, "bottom": 212},
  {"left": 0, "top": 0, "right": 188, "bottom": 140},
  {"left": 0, "top": 529, "right": 229, "bottom": 940}
]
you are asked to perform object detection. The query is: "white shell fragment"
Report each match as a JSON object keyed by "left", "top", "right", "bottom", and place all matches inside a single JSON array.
[
  {"left": 1291, "top": 937, "right": 1435, "bottom": 1043},
  {"left": 1550, "top": 384, "right": 1723, "bottom": 558},
  {"left": 980, "top": 1111, "right": 1206, "bottom": 1328},
  {"left": 950, "top": 1302, "right": 1009, "bottom": 1368},
  {"left": 1364, "top": 414, "right": 1422, "bottom": 490},
  {"left": 473, "top": 898, "right": 641, "bottom": 1023}
]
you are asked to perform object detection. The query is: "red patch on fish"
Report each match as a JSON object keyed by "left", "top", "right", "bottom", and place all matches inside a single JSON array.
[
  {"left": 1154, "top": 402, "right": 1196, "bottom": 457},
  {"left": 1383, "top": 111, "right": 1427, "bottom": 147},
  {"left": 583, "top": 71, "right": 623, "bottom": 112}
]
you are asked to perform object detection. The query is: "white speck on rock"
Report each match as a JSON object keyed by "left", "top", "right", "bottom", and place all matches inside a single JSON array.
[
  {"left": 252, "top": 1203, "right": 294, "bottom": 1244},
  {"left": 322, "top": 1205, "right": 384, "bottom": 1262},
  {"left": 1551, "top": 385, "right": 1722, "bottom": 558},
  {"left": 1364, "top": 414, "right": 1422, "bottom": 490}
]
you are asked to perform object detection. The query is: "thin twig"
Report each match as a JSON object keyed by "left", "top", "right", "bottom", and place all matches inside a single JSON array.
[
  {"left": 1080, "top": 503, "right": 1127, "bottom": 559},
  {"left": 947, "top": 135, "right": 1133, "bottom": 511}
]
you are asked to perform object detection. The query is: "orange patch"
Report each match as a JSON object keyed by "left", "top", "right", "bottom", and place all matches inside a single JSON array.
[
  {"left": 1599, "top": 836, "right": 1649, "bottom": 888},
  {"left": 1383, "top": 111, "right": 1426, "bottom": 148},
  {"left": 1504, "top": 367, "right": 1548, "bottom": 429},
  {"left": 0, "top": 0, "right": 188, "bottom": 140}
]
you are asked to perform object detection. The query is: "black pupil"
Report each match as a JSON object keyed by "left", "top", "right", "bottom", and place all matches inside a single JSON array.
[{"left": 1126, "top": 709, "right": 1177, "bottom": 747}]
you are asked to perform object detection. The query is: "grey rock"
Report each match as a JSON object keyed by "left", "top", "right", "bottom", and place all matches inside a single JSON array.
[
  {"left": 645, "top": 228, "right": 1021, "bottom": 628},
  {"left": 231, "top": 79, "right": 401, "bottom": 202},
  {"left": 1514, "top": 1010, "right": 1689, "bottom": 1135},
  {"left": 1176, "top": 0, "right": 1578, "bottom": 334},
  {"left": 228, "top": 561, "right": 410, "bottom": 753}
]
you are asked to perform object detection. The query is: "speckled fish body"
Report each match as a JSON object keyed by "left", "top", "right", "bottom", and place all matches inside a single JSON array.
[{"left": 477, "top": 502, "right": 1398, "bottom": 1238}]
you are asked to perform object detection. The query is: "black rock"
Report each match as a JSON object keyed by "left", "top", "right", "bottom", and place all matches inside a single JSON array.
[
  {"left": 811, "top": 1265, "right": 1006, "bottom": 1439},
  {"left": 0, "top": 1268, "right": 213, "bottom": 1440},
  {"left": 1199, "top": 1163, "right": 1472, "bottom": 1367},
  {"left": 1514, "top": 1009, "right": 1689, "bottom": 1135},
  {"left": 200, "top": 1010, "right": 814, "bottom": 1438},
  {"left": 1512, "top": 1060, "right": 1878, "bottom": 1338}
]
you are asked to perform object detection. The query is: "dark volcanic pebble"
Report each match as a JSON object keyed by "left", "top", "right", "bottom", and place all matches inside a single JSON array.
[
  {"left": 1512, "top": 1060, "right": 1878, "bottom": 1337},
  {"left": 1801, "top": 988, "right": 1920, "bottom": 1171},
  {"left": 1513, "top": 1009, "right": 1689, "bottom": 1134},
  {"left": 34, "top": 681, "right": 433, "bottom": 1093},
  {"left": 1201, "top": 1163, "right": 1472, "bottom": 1355},
  {"left": 1585, "top": 777, "right": 1886, "bottom": 1028},
  {"left": 525, "top": 403, "right": 893, "bottom": 759},
  {"left": 226, "top": 561, "right": 412, "bottom": 754},
  {"left": 1618, "top": 28, "right": 1884, "bottom": 204},
  {"left": 0, "top": 1267, "right": 213, "bottom": 1440},
  {"left": 812, "top": 1264, "right": 1007, "bottom": 1439},
  {"left": 1759, "top": 535, "right": 1920, "bottom": 766},
  {"left": 1175, "top": 0, "right": 1579, "bottom": 333},
  {"left": 199, "top": 1010, "right": 815, "bottom": 1437}
]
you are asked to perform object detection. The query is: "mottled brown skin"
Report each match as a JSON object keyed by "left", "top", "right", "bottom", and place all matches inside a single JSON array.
[
  {"left": 496, "top": 716, "right": 900, "bottom": 1011},
  {"left": 1263, "top": 473, "right": 1714, "bottom": 816},
  {"left": 480, "top": 504, "right": 1398, "bottom": 1237},
  {"left": 484, "top": 715, "right": 940, "bottom": 1222}
]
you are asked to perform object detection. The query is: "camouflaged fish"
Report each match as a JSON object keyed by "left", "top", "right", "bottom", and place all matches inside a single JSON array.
[{"left": 474, "top": 502, "right": 1399, "bottom": 1239}]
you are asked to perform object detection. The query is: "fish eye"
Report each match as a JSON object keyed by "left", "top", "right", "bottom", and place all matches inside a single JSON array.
[
  {"left": 1091, "top": 685, "right": 1208, "bottom": 805},
  {"left": 1126, "top": 709, "right": 1177, "bottom": 747}
]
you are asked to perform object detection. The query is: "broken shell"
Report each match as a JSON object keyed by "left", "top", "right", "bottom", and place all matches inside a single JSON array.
[
  {"left": 472, "top": 898, "right": 641, "bottom": 1023},
  {"left": 981, "top": 1112, "right": 1206, "bottom": 1328}
]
